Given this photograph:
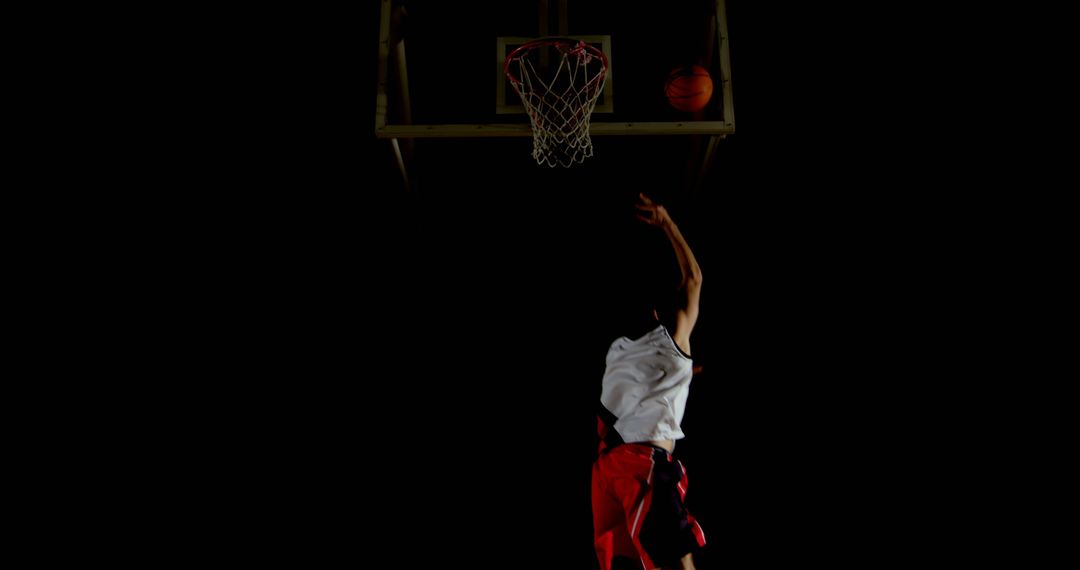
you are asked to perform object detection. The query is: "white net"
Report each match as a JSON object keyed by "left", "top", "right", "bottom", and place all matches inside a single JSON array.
[{"left": 505, "top": 40, "right": 608, "bottom": 168}]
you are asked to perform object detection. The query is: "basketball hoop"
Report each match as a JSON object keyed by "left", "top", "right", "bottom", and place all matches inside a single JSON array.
[{"left": 504, "top": 38, "right": 608, "bottom": 168}]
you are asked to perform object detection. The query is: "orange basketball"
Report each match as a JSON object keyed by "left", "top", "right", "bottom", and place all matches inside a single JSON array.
[{"left": 664, "top": 65, "right": 713, "bottom": 112}]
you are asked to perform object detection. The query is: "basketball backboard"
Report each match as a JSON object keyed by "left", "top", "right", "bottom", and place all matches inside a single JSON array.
[{"left": 375, "top": 0, "right": 735, "bottom": 186}]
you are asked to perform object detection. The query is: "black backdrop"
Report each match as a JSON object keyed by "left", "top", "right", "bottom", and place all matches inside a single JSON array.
[{"left": 169, "top": 2, "right": 1011, "bottom": 567}]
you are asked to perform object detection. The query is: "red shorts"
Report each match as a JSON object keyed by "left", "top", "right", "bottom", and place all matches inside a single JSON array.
[{"left": 592, "top": 443, "right": 706, "bottom": 570}]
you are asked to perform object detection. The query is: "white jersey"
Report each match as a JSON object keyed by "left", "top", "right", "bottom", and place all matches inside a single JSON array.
[{"left": 600, "top": 325, "right": 694, "bottom": 443}]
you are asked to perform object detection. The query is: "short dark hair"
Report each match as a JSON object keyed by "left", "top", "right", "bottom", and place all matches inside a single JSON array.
[{"left": 614, "top": 225, "right": 684, "bottom": 338}]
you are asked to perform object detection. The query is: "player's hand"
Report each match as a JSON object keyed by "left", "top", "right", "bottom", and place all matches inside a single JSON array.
[{"left": 634, "top": 192, "right": 670, "bottom": 227}]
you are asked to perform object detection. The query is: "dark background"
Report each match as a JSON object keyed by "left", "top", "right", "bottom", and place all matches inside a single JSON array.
[
  {"left": 366, "top": 2, "right": 753, "bottom": 567},
  {"left": 360, "top": 3, "right": 869, "bottom": 566},
  {"left": 172, "top": 2, "right": 1022, "bottom": 567}
]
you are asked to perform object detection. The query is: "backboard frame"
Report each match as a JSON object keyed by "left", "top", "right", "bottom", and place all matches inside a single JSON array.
[{"left": 374, "top": 0, "right": 735, "bottom": 139}]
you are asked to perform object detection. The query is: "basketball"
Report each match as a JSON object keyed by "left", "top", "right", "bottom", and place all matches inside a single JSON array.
[{"left": 664, "top": 65, "right": 713, "bottom": 112}]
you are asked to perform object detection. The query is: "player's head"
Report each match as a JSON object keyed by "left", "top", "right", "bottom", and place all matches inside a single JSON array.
[
  {"left": 620, "top": 246, "right": 683, "bottom": 338},
  {"left": 611, "top": 190, "right": 683, "bottom": 338},
  {"left": 649, "top": 290, "right": 682, "bottom": 334}
]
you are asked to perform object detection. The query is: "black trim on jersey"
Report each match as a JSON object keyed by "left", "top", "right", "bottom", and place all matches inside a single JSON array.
[{"left": 660, "top": 325, "right": 693, "bottom": 360}]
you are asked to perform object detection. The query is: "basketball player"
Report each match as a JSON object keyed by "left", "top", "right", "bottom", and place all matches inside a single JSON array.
[{"left": 592, "top": 193, "right": 706, "bottom": 570}]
